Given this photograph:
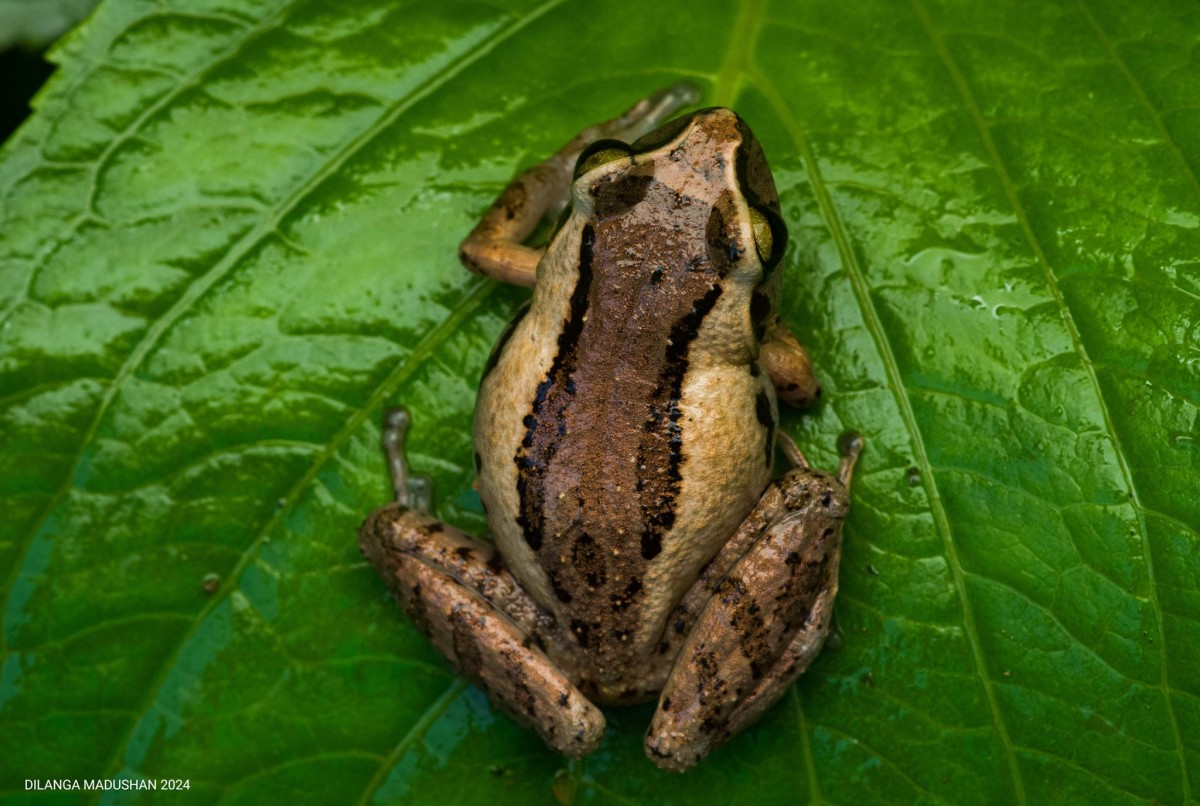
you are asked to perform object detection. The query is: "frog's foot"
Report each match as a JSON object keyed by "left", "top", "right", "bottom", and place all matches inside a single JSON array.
[
  {"left": 381, "top": 408, "right": 432, "bottom": 511},
  {"left": 591, "top": 81, "right": 702, "bottom": 146},
  {"left": 359, "top": 504, "right": 604, "bottom": 758},
  {"left": 644, "top": 433, "right": 862, "bottom": 771},
  {"left": 760, "top": 321, "right": 821, "bottom": 407}
]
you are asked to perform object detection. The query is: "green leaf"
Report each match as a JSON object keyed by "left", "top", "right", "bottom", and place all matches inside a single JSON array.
[{"left": 1, "top": 0, "right": 1197, "bottom": 802}]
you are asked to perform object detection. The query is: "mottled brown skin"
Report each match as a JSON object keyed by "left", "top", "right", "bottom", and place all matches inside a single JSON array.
[
  {"left": 646, "top": 461, "right": 852, "bottom": 769},
  {"left": 360, "top": 504, "right": 602, "bottom": 754},
  {"left": 359, "top": 85, "right": 858, "bottom": 769},
  {"left": 474, "top": 101, "right": 799, "bottom": 699}
]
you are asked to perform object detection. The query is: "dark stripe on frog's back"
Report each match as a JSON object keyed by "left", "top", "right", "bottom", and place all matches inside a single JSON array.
[
  {"left": 481, "top": 301, "right": 531, "bottom": 382},
  {"left": 513, "top": 172, "right": 743, "bottom": 680}
]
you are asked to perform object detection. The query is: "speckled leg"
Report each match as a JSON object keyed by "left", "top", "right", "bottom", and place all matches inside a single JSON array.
[
  {"left": 645, "top": 433, "right": 862, "bottom": 771},
  {"left": 359, "top": 410, "right": 603, "bottom": 757},
  {"left": 458, "top": 81, "right": 700, "bottom": 287},
  {"left": 762, "top": 321, "right": 821, "bottom": 407}
]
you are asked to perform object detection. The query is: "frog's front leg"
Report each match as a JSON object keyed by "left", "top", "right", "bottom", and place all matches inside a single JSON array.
[
  {"left": 458, "top": 81, "right": 700, "bottom": 287},
  {"left": 358, "top": 410, "right": 604, "bottom": 757},
  {"left": 644, "top": 432, "right": 863, "bottom": 771},
  {"left": 762, "top": 321, "right": 822, "bottom": 407}
]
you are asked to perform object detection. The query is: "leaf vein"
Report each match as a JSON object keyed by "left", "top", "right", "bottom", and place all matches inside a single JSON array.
[
  {"left": 1074, "top": 0, "right": 1200, "bottom": 204},
  {"left": 0, "top": 0, "right": 298, "bottom": 328},
  {"left": 910, "top": 3, "right": 1193, "bottom": 797},
  {"left": 968, "top": 573, "right": 1152, "bottom": 686},
  {"left": 1015, "top": 744, "right": 1150, "bottom": 805},
  {"left": 821, "top": 722, "right": 950, "bottom": 803},
  {"left": 89, "top": 276, "right": 493, "bottom": 787},
  {"left": 356, "top": 680, "right": 468, "bottom": 806},
  {"left": 2, "top": 0, "right": 549, "bottom": 668},
  {"left": 789, "top": 687, "right": 824, "bottom": 805},
  {"left": 220, "top": 750, "right": 385, "bottom": 796},
  {"left": 749, "top": 65, "right": 1028, "bottom": 804}
]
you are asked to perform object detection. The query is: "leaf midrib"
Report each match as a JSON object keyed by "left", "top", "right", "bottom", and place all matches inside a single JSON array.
[{"left": 711, "top": 4, "right": 837, "bottom": 802}]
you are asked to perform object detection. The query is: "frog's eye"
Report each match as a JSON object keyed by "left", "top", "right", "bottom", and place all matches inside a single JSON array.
[
  {"left": 749, "top": 205, "right": 788, "bottom": 274},
  {"left": 573, "top": 139, "right": 634, "bottom": 179}
]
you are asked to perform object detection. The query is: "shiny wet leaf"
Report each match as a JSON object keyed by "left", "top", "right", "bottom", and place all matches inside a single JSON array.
[{"left": 1, "top": 0, "right": 1197, "bottom": 803}]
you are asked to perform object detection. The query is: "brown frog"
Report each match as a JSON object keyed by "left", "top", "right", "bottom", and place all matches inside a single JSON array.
[{"left": 359, "top": 83, "right": 862, "bottom": 771}]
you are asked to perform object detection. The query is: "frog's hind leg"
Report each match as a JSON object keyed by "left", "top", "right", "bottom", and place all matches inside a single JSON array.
[
  {"left": 458, "top": 81, "right": 700, "bottom": 287},
  {"left": 644, "top": 432, "right": 863, "bottom": 771},
  {"left": 360, "top": 510, "right": 605, "bottom": 757},
  {"left": 359, "top": 409, "right": 603, "bottom": 757}
]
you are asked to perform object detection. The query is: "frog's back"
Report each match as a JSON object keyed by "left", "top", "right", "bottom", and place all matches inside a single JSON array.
[{"left": 473, "top": 108, "right": 779, "bottom": 695}]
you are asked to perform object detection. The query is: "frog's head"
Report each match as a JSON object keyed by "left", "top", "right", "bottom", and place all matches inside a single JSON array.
[{"left": 568, "top": 107, "right": 788, "bottom": 284}]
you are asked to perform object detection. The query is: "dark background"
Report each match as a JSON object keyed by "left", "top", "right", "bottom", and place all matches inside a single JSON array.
[{"left": 1, "top": 48, "right": 53, "bottom": 142}]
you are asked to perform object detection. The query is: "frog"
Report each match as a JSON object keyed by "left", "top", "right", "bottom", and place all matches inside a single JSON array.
[{"left": 358, "top": 82, "right": 863, "bottom": 771}]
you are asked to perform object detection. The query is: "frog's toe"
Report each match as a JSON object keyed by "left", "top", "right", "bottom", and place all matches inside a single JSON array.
[{"left": 644, "top": 723, "right": 721, "bottom": 772}]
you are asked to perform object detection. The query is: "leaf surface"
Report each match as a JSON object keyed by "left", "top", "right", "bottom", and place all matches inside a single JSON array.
[{"left": 1, "top": 0, "right": 1197, "bottom": 803}]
